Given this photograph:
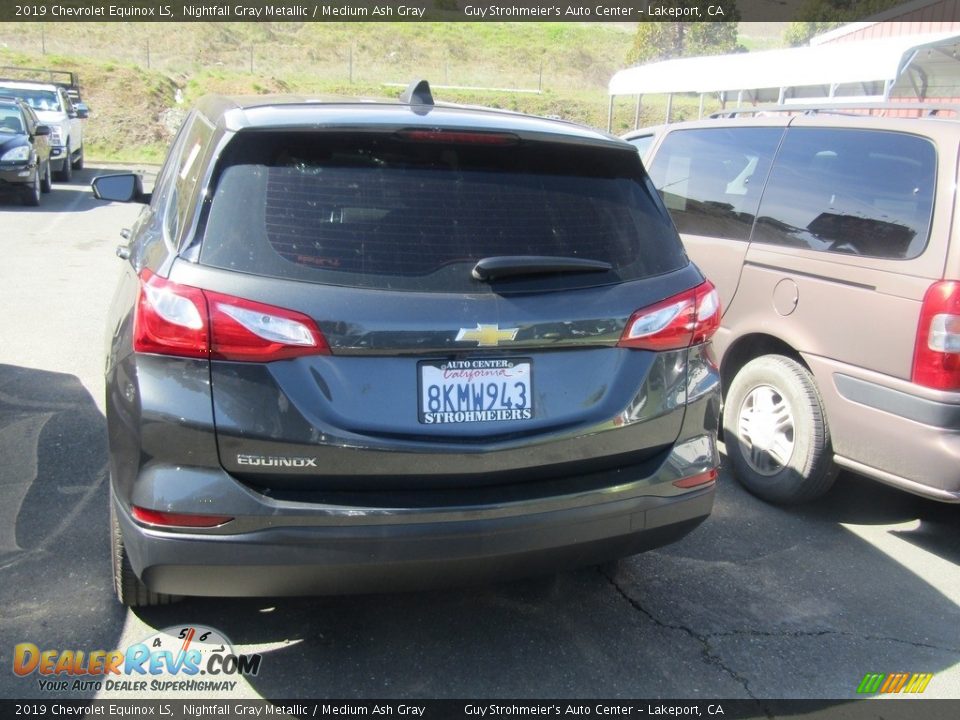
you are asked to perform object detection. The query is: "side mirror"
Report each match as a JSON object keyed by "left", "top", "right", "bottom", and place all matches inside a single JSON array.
[
  {"left": 34, "top": 125, "right": 51, "bottom": 137},
  {"left": 92, "top": 173, "right": 148, "bottom": 204},
  {"left": 75, "top": 104, "right": 89, "bottom": 119}
]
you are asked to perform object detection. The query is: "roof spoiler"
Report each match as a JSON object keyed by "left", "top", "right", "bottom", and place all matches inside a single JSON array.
[{"left": 400, "top": 79, "right": 434, "bottom": 107}]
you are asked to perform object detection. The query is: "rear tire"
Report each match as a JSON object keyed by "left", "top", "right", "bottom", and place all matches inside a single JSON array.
[
  {"left": 723, "top": 355, "right": 837, "bottom": 504},
  {"left": 111, "top": 497, "right": 180, "bottom": 607}
]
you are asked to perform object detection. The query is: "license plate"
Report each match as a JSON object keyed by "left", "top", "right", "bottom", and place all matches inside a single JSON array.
[{"left": 419, "top": 359, "right": 533, "bottom": 424}]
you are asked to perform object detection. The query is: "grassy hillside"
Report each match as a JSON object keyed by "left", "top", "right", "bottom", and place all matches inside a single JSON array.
[{"left": 0, "top": 22, "right": 774, "bottom": 161}]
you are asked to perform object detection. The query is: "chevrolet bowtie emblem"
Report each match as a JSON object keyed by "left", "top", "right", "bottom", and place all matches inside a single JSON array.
[{"left": 455, "top": 324, "right": 519, "bottom": 347}]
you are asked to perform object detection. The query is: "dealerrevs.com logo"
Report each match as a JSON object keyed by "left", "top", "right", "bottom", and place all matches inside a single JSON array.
[{"left": 13, "top": 625, "right": 262, "bottom": 693}]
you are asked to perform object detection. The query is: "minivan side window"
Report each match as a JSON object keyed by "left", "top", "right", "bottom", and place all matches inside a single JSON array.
[
  {"left": 646, "top": 127, "right": 782, "bottom": 242},
  {"left": 752, "top": 128, "right": 936, "bottom": 259}
]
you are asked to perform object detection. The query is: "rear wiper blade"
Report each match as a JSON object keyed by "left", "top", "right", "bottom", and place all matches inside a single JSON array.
[{"left": 472, "top": 256, "right": 613, "bottom": 282}]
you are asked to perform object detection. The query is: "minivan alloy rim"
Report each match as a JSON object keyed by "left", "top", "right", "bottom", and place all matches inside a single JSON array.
[{"left": 738, "top": 385, "right": 795, "bottom": 476}]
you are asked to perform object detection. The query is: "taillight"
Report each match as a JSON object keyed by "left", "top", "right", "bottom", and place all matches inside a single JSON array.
[
  {"left": 206, "top": 291, "right": 328, "bottom": 361},
  {"left": 673, "top": 468, "right": 718, "bottom": 489},
  {"left": 134, "top": 269, "right": 209, "bottom": 358},
  {"left": 133, "top": 270, "right": 329, "bottom": 362},
  {"left": 912, "top": 280, "right": 960, "bottom": 390},
  {"left": 132, "top": 506, "right": 233, "bottom": 528},
  {"left": 618, "top": 281, "right": 721, "bottom": 351}
]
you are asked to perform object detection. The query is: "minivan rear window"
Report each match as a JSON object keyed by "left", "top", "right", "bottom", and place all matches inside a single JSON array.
[{"left": 197, "top": 131, "right": 686, "bottom": 292}]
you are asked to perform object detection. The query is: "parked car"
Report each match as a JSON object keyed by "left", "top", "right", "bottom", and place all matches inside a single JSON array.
[
  {"left": 0, "top": 72, "right": 87, "bottom": 182},
  {"left": 627, "top": 104, "right": 960, "bottom": 505},
  {"left": 92, "top": 82, "right": 721, "bottom": 606},
  {"left": 0, "top": 95, "right": 52, "bottom": 206}
]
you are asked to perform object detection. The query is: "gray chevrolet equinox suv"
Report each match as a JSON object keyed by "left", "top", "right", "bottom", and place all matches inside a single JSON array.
[
  {"left": 628, "top": 103, "right": 960, "bottom": 506},
  {"left": 94, "top": 82, "right": 721, "bottom": 606}
]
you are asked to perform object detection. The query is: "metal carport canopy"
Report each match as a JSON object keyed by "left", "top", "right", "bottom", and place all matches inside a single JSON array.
[{"left": 608, "top": 32, "right": 960, "bottom": 97}]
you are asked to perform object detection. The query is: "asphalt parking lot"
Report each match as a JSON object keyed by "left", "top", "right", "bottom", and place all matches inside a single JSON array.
[{"left": 0, "top": 168, "right": 958, "bottom": 706}]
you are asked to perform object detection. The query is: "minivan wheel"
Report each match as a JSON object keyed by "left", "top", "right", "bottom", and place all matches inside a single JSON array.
[
  {"left": 724, "top": 355, "right": 837, "bottom": 504},
  {"left": 111, "top": 498, "right": 181, "bottom": 607}
]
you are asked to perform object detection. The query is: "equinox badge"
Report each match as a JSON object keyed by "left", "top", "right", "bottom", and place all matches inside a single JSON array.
[
  {"left": 455, "top": 324, "right": 519, "bottom": 347},
  {"left": 237, "top": 455, "right": 318, "bottom": 468}
]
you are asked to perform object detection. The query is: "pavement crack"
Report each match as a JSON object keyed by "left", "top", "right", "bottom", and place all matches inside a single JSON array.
[{"left": 601, "top": 569, "right": 768, "bottom": 711}]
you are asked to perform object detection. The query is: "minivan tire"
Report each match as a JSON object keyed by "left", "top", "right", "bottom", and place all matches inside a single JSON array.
[
  {"left": 111, "top": 497, "right": 180, "bottom": 607},
  {"left": 724, "top": 355, "right": 837, "bottom": 504}
]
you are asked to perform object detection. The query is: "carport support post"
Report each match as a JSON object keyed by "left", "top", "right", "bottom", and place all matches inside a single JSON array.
[
  {"left": 665, "top": 93, "right": 673, "bottom": 123},
  {"left": 698, "top": 93, "right": 704, "bottom": 119},
  {"left": 607, "top": 94, "right": 615, "bottom": 132},
  {"left": 634, "top": 95, "right": 642, "bottom": 129}
]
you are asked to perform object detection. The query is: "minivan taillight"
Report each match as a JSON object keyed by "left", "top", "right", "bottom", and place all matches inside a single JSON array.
[
  {"left": 133, "top": 270, "right": 329, "bottom": 362},
  {"left": 912, "top": 280, "right": 960, "bottom": 390},
  {"left": 618, "top": 281, "right": 721, "bottom": 351}
]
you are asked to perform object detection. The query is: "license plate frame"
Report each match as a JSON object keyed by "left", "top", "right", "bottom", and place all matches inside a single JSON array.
[{"left": 418, "top": 358, "right": 534, "bottom": 425}]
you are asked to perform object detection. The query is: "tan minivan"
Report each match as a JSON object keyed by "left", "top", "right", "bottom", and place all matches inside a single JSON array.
[{"left": 627, "top": 105, "right": 960, "bottom": 504}]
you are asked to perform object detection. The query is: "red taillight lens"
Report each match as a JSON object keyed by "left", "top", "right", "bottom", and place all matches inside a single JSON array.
[
  {"left": 132, "top": 506, "right": 233, "bottom": 528},
  {"left": 618, "top": 281, "right": 721, "bottom": 351},
  {"left": 672, "top": 468, "right": 718, "bottom": 489},
  {"left": 206, "top": 291, "right": 329, "bottom": 362},
  {"left": 133, "top": 270, "right": 329, "bottom": 362},
  {"left": 912, "top": 280, "right": 960, "bottom": 390},
  {"left": 134, "top": 269, "right": 209, "bottom": 358}
]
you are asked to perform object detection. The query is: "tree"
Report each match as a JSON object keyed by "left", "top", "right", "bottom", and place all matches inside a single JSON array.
[
  {"left": 783, "top": 22, "right": 844, "bottom": 47},
  {"left": 627, "top": 2, "right": 742, "bottom": 65}
]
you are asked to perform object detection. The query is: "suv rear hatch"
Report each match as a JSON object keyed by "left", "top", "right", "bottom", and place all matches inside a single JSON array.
[{"left": 171, "top": 127, "right": 704, "bottom": 492}]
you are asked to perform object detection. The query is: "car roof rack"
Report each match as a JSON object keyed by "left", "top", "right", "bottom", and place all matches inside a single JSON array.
[
  {"left": 0, "top": 66, "right": 81, "bottom": 100},
  {"left": 399, "top": 79, "right": 434, "bottom": 107},
  {"left": 710, "top": 101, "right": 960, "bottom": 119}
]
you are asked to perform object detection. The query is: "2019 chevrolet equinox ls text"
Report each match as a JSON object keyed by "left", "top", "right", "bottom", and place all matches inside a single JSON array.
[{"left": 93, "top": 81, "right": 721, "bottom": 606}]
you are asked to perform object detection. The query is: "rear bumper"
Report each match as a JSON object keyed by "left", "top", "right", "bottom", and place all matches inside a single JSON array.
[{"left": 117, "top": 482, "right": 714, "bottom": 596}]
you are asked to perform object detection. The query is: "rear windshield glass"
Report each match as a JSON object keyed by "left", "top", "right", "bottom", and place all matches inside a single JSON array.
[
  {"left": 197, "top": 131, "right": 685, "bottom": 292},
  {"left": 0, "top": 86, "right": 60, "bottom": 112}
]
